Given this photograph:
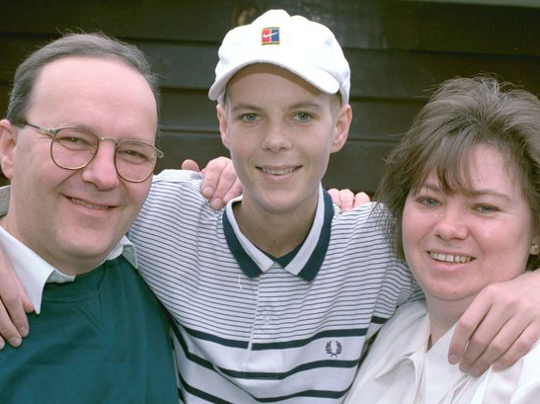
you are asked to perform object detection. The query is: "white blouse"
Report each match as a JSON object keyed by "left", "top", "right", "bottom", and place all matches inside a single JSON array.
[{"left": 345, "top": 301, "right": 540, "bottom": 404}]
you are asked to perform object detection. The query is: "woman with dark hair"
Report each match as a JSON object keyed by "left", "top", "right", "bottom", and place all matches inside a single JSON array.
[{"left": 346, "top": 76, "right": 540, "bottom": 403}]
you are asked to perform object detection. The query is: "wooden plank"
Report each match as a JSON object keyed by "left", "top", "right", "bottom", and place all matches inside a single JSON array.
[
  {"left": 154, "top": 130, "right": 229, "bottom": 174},
  {"left": 1, "top": 1, "right": 539, "bottom": 56},
  {"left": 348, "top": 50, "right": 540, "bottom": 100},
  {"left": 3, "top": 38, "right": 540, "bottom": 100},
  {"left": 0, "top": 0, "right": 235, "bottom": 43},
  {"left": 155, "top": 131, "right": 393, "bottom": 194},
  {"left": 0, "top": 84, "right": 9, "bottom": 117}
]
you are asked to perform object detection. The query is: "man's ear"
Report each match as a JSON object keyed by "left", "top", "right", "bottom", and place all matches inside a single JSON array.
[
  {"left": 330, "top": 104, "right": 352, "bottom": 153},
  {"left": 216, "top": 104, "right": 230, "bottom": 150},
  {"left": 0, "top": 119, "right": 18, "bottom": 180}
]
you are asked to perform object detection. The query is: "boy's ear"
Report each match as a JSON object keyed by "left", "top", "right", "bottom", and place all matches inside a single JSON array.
[
  {"left": 216, "top": 104, "right": 231, "bottom": 150},
  {"left": 330, "top": 104, "right": 352, "bottom": 153},
  {"left": 0, "top": 119, "right": 18, "bottom": 180}
]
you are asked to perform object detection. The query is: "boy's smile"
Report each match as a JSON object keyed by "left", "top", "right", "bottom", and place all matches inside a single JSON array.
[{"left": 217, "top": 63, "right": 350, "bottom": 220}]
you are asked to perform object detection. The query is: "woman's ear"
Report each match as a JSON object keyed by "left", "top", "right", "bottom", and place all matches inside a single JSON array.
[{"left": 530, "top": 236, "right": 540, "bottom": 256}]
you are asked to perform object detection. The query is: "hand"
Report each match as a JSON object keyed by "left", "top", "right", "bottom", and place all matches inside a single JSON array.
[
  {"left": 328, "top": 188, "right": 370, "bottom": 211},
  {"left": 0, "top": 243, "right": 34, "bottom": 349},
  {"left": 181, "top": 157, "right": 242, "bottom": 210},
  {"left": 449, "top": 270, "right": 540, "bottom": 376}
]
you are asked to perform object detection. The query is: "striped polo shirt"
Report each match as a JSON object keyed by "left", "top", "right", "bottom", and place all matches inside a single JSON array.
[{"left": 129, "top": 170, "right": 415, "bottom": 403}]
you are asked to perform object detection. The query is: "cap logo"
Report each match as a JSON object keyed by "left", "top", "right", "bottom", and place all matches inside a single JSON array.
[{"left": 261, "top": 27, "right": 280, "bottom": 45}]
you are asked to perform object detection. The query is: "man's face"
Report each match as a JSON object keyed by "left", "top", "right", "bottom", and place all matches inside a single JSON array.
[
  {"left": 217, "top": 64, "right": 350, "bottom": 219},
  {"left": 0, "top": 56, "right": 157, "bottom": 274}
]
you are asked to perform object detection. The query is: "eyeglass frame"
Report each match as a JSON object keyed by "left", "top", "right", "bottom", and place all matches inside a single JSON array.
[{"left": 19, "top": 121, "right": 164, "bottom": 183}]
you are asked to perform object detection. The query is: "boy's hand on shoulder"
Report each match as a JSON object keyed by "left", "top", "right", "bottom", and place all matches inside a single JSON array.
[
  {"left": 449, "top": 270, "right": 540, "bottom": 376},
  {"left": 328, "top": 188, "right": 370, "bottom": 212},
  {"left": 181, "top": 157, "right": 242, "bottom": 210}
]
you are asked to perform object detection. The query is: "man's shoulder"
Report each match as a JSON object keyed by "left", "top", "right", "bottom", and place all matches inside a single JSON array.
[
  {"left": 147, "top": 169, "right": 207, "bottom": 204},
  {"left": 133, "top": 169, "right": 219, "bottom": 231},
  {"left": 151, "top": 169, "right": 203, "bottom": 188}
]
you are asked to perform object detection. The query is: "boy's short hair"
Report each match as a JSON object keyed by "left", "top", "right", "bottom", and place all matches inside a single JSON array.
[{"left": 208, "top": 9, "right": 350, "bottom": 106}]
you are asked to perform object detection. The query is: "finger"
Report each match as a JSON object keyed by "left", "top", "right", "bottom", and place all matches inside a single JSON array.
[
  {"left": 180, "top": 159, "right": 201, "bottom": 172},
  {"left": 210, "top": 162, "right": 239, "bottom": 209},
  {"left": 6, "top": 274, "right": 33, "bottom": 337},
  {"left": 219, "top": 179, "right": 243, "bottom": 206},
  {"left": 339, "top": 189, "right": 355, "bottom": 211},
  {"left": 200, "top": 158, "right": 227, "bottom": 199},
  {"left": 459, "top": 297, "right": 511, "bottom": 373},
  {"left": 327, "top": 189, "right": 341, "bottom": 207},
  {"left": 353, "top": 192, "right": 370, "bottom": 207},
  {"left": 0, "top": 297, "right": 22, "bottom": 347},
  {"left": 493, "top": 320, "right": 540, "bottom": 371},
  {"left": 449, "top": 294, "right": 492, "bottom": 365},
  {"left": 0, "top": 249, "right": 33, "bottom": 339},
  {"left": 466, "top": 315, "right": 527, "bottom": 376}
]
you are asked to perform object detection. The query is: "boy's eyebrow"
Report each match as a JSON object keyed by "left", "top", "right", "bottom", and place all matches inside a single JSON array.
[
  {"left": 288, "top": 101, "right": 324, "bottom": 110},
  {"left": 229, "top": 103, "right": 263, "bottom": 113},
  {"left": 230, "top": 101, "right": 325, "bottom": 113}
]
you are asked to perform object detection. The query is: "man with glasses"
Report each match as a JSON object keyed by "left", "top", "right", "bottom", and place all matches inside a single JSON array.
[{"left": 0, "top": 32, "right": 230, "bottom": 403}]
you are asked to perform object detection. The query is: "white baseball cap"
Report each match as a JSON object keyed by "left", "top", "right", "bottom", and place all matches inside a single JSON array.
[{"left": 208, "top": 9, "right": 350, "bottom": 106}]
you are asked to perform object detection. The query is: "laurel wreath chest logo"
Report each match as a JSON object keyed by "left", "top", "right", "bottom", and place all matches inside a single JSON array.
[{"left": 325, "top": 341, "right": 342, "bottom": 357}]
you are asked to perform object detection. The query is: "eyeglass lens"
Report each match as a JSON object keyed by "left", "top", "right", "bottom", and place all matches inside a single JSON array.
[{"left": 51, "top": 128, "right": 158, "bottom": 182}]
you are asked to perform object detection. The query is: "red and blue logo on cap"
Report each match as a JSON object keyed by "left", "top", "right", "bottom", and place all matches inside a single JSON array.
[{"left": 261, "top": 27, "right": 280, "bottom": 45}]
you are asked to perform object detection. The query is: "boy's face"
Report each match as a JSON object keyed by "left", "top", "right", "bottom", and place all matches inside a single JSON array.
[{"left": 217, "top": 64, "right": 351, "bottom": 217}]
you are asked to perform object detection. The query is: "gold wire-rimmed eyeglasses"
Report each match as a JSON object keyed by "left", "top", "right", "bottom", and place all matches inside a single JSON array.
[{"left": 21, "top": 121, "right": 163, "bottom": 183}]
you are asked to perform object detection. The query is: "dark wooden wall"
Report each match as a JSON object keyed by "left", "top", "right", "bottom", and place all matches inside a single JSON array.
[{"left": 1, "top": 0, "right": 540, "bottom": 193}]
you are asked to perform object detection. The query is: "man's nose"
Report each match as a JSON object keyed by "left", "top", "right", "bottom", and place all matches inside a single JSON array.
[{"left": 80, "top": 141, "right": 119, "bottom": 190}]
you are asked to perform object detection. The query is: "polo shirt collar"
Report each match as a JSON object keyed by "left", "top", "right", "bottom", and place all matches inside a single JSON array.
[
  {"left": 223, "top": 184, "right": 333, "bottom": 282},
  {"left": 0, "top": 186, "right": 138, "bottom": 314}
]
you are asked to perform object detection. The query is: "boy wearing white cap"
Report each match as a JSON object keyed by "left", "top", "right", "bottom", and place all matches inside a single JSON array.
[
  {"left": 130, "top": 10, "right": 414, "bottom": 402},
  {"left": 129, "top": 9, "right": 540, "bottom": 403}
]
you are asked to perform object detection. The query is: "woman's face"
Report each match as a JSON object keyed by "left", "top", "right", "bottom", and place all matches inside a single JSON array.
[{"left": 402, "top": 144, "right": 538, "bottom": 306}]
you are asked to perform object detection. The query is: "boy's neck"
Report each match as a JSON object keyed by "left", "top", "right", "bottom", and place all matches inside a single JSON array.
[{"left": 233, "top": 195, "right": 319, "bottom": 258}]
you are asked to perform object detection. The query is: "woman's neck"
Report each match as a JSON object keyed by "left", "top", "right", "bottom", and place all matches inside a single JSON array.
[{"left": 425, "top": 296, "right": 473, "bottom": 349}]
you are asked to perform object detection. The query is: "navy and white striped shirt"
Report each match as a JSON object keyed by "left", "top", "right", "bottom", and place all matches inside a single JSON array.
[{"left": 129, "top": 170, "right": 415, "bottom": 403}]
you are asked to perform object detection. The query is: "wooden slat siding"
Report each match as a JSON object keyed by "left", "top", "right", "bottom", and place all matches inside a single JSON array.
[
  {"left": 0, "top": 84, "right": 9, "bottom": 117},
  {"left": 4, "top": 38, "right": 540, "bottom": 99},
  {"left": 2, "top": 1, "right": 540, "bottom": 56},
  {"left": 1, "top": 0, "right": 540, "bottom": 193}
]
